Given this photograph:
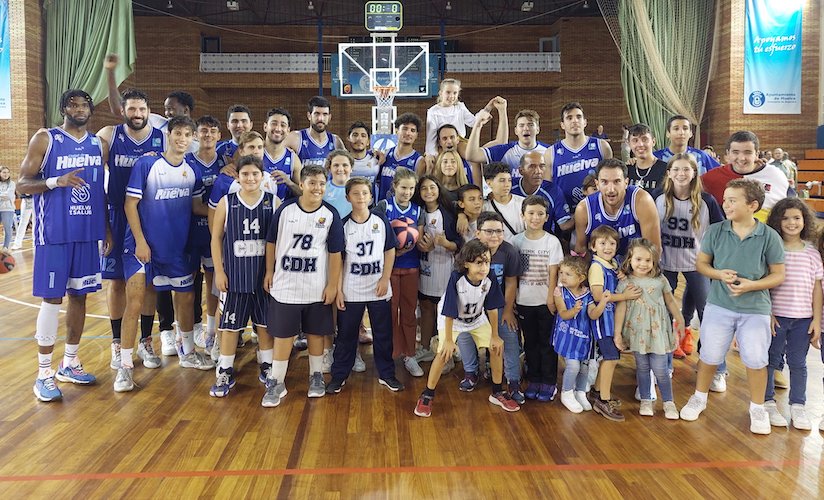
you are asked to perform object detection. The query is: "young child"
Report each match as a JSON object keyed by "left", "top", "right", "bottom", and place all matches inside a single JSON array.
[
  {"left": 613, "top": 239, "right": 685, "bottom": 419},
  {"left": 587, "top": 225, "right": 641, "bottom": 421},
  {"left": 553, "top": 256, "right": 600, "bottom": 413},
  {"left": 424, "top": 78, "right": 477, "bottom": 157},
  {"left": 323, "top": 149, "right": 355, "bottom": 219},
  {"left": 413, "top": 239, "right": 519, "bottom": 417},
  {"left": 262, "top": 164, "right": 344, "bottom": 407},
  {"left": 456, "top": 183, "right": 484, "bottom": 242},
  {"left": 483, "top": 162, "right": 526, "bottom": 241},
  {"left": 209, "top": 156, "right": 279, "bottom": 398},
  {"left": 680, "top": 179, "right": 785, "bottom": 435},
  {"left": 475, "top": 212, "right": 524, "bottom": 402},
  {"left": 511, "top": 196, "right": 563, "bottom": 402},
  {"left": 414, "top": 175, "right": 462, "bottom": 370},
  {"left": 762, "top": 198, "right": 822, "bottom": 430},
  {"left": 376, "top": 167, "right": 424, "bottom": 377},
  {"left": 326, "top": 177, "right": 405, "bottom": 394},
  {"left": 432, "top": 150, "right": 469, "bottom": 200}
]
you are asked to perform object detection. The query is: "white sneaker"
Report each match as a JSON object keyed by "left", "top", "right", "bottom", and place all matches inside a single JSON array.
[
  {"left": 179, "top": 351, "right": 215, "bottom": 370},
  {"left": 193, "top": 323, "right": 205, "bottom": 348},
  {"left": 137, "top": 337, "right": 162, "bottom": 369},
  {"left": 403, "top": 356, "right": 424, "bottom": 377},
  {"left": 110, "top": 342, "right": 121, "bottom": 370},
  {"left": 574, "top": 390, "right": 592, "bottom": 411},
  {"left": 352, "top": 350, "right": 367, "bottom": 373},
  {"left": 561, "top": 390, "right": 583, "bottom": 413},
  {"left": 790, "top": 404, "right": 811, "bottom": 430},
  {"left": 764, "top": 400, "right": 788, "bottom": 427},
  {"left": 441, "top": 356, "right": 454, "bottom": 375},
  {"left": 709, "top": 372, "right": 727, "bottom": 393},
  {"left": 663, "top": 401, "right": 679, "bottom": 420},
  {"left": 322, "top": 348, "right": 333, "bottom": 374},
  {"left": 679, "top": 395, "right": 707, "bottom": 421},
  {"left": 639, "top": 400, "right": 654, "bottom": 417},
  {"left": 750, "top": 406, "right": 772, "bottom": 435},
  {"left": 113, "top": 367, "right": 134, "bottom": 392},
  {"left": 635, "top": 386, "right": 657, "bottom": 401},
  {"left": 414, "top": 346, "right": 435, "bottom": 363},
  {"left": 160, "top": 330, "right": 176, "bottom": 356}
]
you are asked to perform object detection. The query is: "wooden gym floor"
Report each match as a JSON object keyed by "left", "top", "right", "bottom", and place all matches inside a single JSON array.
[{"left": 0, "top": 241, "right": 823, "bottom": 498}]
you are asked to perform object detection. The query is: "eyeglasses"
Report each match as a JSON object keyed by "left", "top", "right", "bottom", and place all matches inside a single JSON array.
[{"left": 480, "top": 229, "right": 505, "bottom": 235}]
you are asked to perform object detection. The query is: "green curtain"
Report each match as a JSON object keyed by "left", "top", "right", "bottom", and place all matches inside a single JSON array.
[{"left": 44, "top": 0, "right": 135, "bottom": 126}]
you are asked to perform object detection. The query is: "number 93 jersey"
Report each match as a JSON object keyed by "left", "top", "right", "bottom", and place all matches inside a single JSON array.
[{"left": 265, "top": 198, "right": 344, "bottom": 304}]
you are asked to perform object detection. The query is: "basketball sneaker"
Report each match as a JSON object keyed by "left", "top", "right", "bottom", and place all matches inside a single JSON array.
[
  {"left": 179, "top": 351, "right": 215, "bottom": 370},
  {"left": 352, "top": 351, "right": 367, "bottom": 373},
  {"left": 55, "top": 361, "right": 96, "bottom": 385},
  {"left": 160, "top": 330, "right": 176, "bottom": 356},
  {"left": 459, "top": 372, "right": 479, "bottom": 392},
  {"left": 403, "top": 356, "right": 424, "bottom": 377},
  {"left": 113, "top": 367, "right": 134, "bottom": 393},
  {"left": 137, "top": 337, "right": 161, "bottom": 369},
  {"left": 509, "top": 381, "right": 525, "bottom": 405},
  {"left": 488, "top": 392, "right": 520, "bottom": 412},
  {"left": 679, "top": 395, "right": 707, "bottom": 421},
  {"left": 308, "top": 372, "right": 326, "bottom": 397},
  {"left": 325, "top": 378, "right": 346, "bottom": 394},
  {"left": 110, "top": 341, "right": 122, "bottom": 370},
  {"left": 210, "top": 367, "right": 236, "bottom": 398},
  {"left": 261, "top": 378, "right": 287, "bottom": 407},
  {"left": 193, "top": 323, "right": 205, "bottom": 348},
  {"left": 33, "top": 371, "right": 62, "bottom": 402},
  {"left": 414, "top": 394, "right": 433, "bottom": 417},
  {"left": 791, "top": 404, "right": 811, "bottom": 430},
  {"left": 764, "top": 400, "right": 788, "bottom": 427},
  {"left": 750, "top": 406, "right": 771, "bottom": 435},
  {"left": 378, "top": 377, "right": 404, "bottom": 392}
]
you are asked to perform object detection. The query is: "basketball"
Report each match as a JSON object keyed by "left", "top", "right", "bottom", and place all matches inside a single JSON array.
[
  {"left": 0, "top": 251, "right": 15, "bottom": 274},
  {"left": 390, "top": 217, "right": 419, "bottom": 250}
]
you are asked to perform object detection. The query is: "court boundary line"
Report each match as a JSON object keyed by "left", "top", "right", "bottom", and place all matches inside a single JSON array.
[{"left": 0, "top": 459, "right": 801, "bottom": 483}]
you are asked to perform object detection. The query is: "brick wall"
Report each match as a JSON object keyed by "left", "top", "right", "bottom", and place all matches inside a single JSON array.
[{"left": 704, "top": 0, "right": 820, "bottom": 160}]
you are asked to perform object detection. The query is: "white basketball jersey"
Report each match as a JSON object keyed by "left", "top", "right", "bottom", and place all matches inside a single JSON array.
[
  {"left": 437, "top": 271, "right": 504, "bottom": 333},
  {"left": 341, "top": 213, "right": 395, "bottom": 302},
  {"left": 419, "top": 208, "right": 455, "bottom": 297}
]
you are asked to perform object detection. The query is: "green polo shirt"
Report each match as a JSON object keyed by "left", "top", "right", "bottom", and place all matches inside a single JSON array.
[{"left": 701, "top": 219, "right": 784, "bottom": 315}]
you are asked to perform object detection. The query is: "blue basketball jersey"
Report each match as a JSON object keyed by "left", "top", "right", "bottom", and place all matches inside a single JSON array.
[
  {"left": 553, "top": 286, "right": 594, "bottom": 360},
  {"left": 297, "top": 129, "right": 336, "bottom": 168},
  {"left": 216, "top": 139, "right": 239, "bottom": 162},
  {"left": 124, "top": 154, "right": 203, "bottom": 264},
  {"left": 462, "top": 158, "right": 474, "bottom": 186},
  {"left": 483, "top": 141, "right": 549, "bottom": 180},
  {"left": 377, "top": 147, "right": 422, "bottom": 201},
  {"left": 186, "top": 151, "right": 226, "bottom": 247},
  {"left": 222, "top": 191, "right": 276, "bottom": 293},
  {"left": 33, "top": 128, "right": 106, "bottom": 245},
  {"left": 107, "top": 125, "right": 166, "bottom": 207},
  {"left": 383, "top": 196, "right": 421, "bottom": 269},
  {"left": 590, "top": 257, "right": 618, "bottom": 340},
  {"left": 654, "top": 146, "right": 720, "bottom": 175},
  {"left": 208, "top": 173, "right": 235, "bottom": 209},
  {"left": 511, "top": 178, "right": 571, "bottom": 234},
  {"left": 584, "top": 185, "right": 642, "bottom": 258},
  {"left": 263, "top": 148, "right": 296, "bottom": 201},
  {"left": 551, "top": 136, "right": 604, "bottom": 207}
]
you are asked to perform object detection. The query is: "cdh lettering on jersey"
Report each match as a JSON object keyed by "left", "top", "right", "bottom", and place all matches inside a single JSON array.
[
  {"left": 233, "top": 240, "right": 266, "bottom": 257},
  {"left": 350, "top": 261, "right": 382, "bottom": 275},
  {"left": 281, "top": 256, "right": 317, "bottom": 272}
]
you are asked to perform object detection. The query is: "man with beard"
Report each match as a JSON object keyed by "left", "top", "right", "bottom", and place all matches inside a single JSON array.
[
  {"left": 284, "top": 96, "right": 345, "bottom": 169},
  {"left": 546, "top": 102, "right": 613, "bottom": 209},
  {"left": 347, "top": 121, "right": 385, "bottom": 200},
  {"left": 97, "top": 89, "right": 167, "bottom": 370},
  {"left": 218, "top": 105, "right": 254, "bottom": 161},
  {"left": 465, "top": 107, "right": 545, "bottom": 182},
  {"left": 263, "top": 108, "right": 302, "bottom": 202},
  {"left": 18, "top": 89, "right": 111, "bottom": 401}
]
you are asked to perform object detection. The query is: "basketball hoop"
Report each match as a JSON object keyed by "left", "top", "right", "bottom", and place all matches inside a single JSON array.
[{"left": 372, "top": 84, "right": 397, "bottom": 109}]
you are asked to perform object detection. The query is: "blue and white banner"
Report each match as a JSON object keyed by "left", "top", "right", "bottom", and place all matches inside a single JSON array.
[
  {"left": 744, "top": 0, "right": 803, "bottom": 114},
  {"left": 0, "top": 0, "right": 10, "bottom": 119}
]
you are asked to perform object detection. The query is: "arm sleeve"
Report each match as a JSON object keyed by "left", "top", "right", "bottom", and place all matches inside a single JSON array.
[
  {"left": 763, "top": 227, "right": 785, "bottom": 265},
  {"left": 425, "top": 108, "right": 439, "bottom": 157},
  {"left": 327, "top": 206, "right": 345, "bottom": 253},
  {"left": 209, "top": 175, "right": 230, "bottom": 209},
  {"left": 440, "top": 272, "right": 462, "bottom": 318},
  {"left": 126, "top": 157, "right": 149, "bottom": 199},
  {"left": 588, "top": 263, "right": 605, "bottom": 288},
  {"left": 700, "top": 223, "right": 717, "bottom": 258},
  {"left": 504, "top": 244, "right": 522, "bottom": 277},
  {"left": 702, "top": 193, "right": 725, "bottom": 224},
  {"left": 484, "top": 276, "right": 506, "bottom": 310},
  {"left": 547, "top": 234, "right": 564, "bottom": 265},
  {"left": 483, "top": 143, "right": 509, "bottom": 164},
  {"left": 549, "top": 184, "right": 572, "bottom": 226},
  {"left": 266, "top": 203, "right": 283, "bottom": 243},
  {"left": 813, "top": 250, "right": 824, "bottom": 280},
  {"left": 443, "top": 208, "right": 464, "bottom": 249},
  {"left": 460, "top": 102, "right": 476, "bottom": 128},
  {"left": 382, "top": 213, "right": 398, "bottom": 251}
]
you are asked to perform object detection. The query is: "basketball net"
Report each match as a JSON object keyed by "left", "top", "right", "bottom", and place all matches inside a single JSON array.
[{"left": 372, "top": 85, "right": 397, "bottom": 135}]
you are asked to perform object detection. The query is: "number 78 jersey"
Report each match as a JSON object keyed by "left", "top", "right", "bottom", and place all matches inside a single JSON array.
[
  {"left": 265, "top": 198, "right": 344, "bottom": 304},
  {"left": 437, "top": 271, "right": 505, "bottom": 333}
]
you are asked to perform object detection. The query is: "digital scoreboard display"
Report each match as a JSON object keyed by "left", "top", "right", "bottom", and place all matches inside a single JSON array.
[{"left": 365, "top": 1, "right": 403, "bottom": 32}]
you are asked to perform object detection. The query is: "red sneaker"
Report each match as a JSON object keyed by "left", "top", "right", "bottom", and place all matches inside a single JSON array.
[
  {"left": 489, "top": 392, "right": 521, "bottom": 412},
  {"left": 673, "top": 345, "right": 687, "bottom": 359},
  {"left": 681, "top": 328, "right": 695, "bottom": 355},
  {"left": 414, "top": 394, "right": 433, "bottom": 417}
]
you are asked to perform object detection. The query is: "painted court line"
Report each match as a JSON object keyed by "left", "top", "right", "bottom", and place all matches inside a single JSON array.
[{"left": 0, "top": 459, "right": 800, "bottom": 483}]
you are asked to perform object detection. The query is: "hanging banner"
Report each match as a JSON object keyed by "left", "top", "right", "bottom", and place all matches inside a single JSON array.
[
  {"left": 0, "top": 0, "right": 10, "bottom": 119},
  {"left": 744, "top": 0, "right": 803, "bottom": 114}
]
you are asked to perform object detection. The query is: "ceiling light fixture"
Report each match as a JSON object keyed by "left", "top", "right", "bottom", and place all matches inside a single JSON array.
[
  {"left": 308, "top": 0, "right": 315, "bottom": 11},
  {"left": 521, "top": 2, "right": 534, "bottom": 12}
]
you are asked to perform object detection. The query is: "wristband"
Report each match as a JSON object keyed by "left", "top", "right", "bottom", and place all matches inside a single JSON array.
[{"left": 46, "top": 177, "right": 59, "bottom": 190}]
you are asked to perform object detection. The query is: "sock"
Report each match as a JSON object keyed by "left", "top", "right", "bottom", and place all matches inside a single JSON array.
[
  {"left": 750, "top": 401, "right": 764, "bottom": 411},
  {"left": 259, "top": 349, "right": 273, "bottom": 365},
  {"left": 272, "top": 359, "right": 288, "bottom": 383},
  {"left": 308, "top": 354, "right": 323, "bottom": 374},
  {"left": 140, "top": 315, "right": 154, "bottom": 340},
  {"left": 694, "top": 390, "right": 708, "bottom": 404},
  {"left": 180, "top": 330, "right": 195, "bottom": 355},
  {"left": 38, "top": 352, "right": 53, "bottom": 378},
  {"left": 110, "top": 318, "right": 122, "bottom": 341},
  {"left": 423, "top": 387, "right": 436, "bottom": 398},
  {"left": 218, "top": 354, "right": 235, "bottom": 371},
  {"left": 492, "top": 383, "right": 503, "bottom": 394},
  {"left": 36, "top": 302, "right": 60, "bottom": 347},
  {"left": 121, "top": 348, "right": 134, "bottom": 369},
  {"left": 62, "top": 343, "right": 79, "bottom": 368},
  {"left": 206, "top": 315, "right": 216, "bottom": 336}
]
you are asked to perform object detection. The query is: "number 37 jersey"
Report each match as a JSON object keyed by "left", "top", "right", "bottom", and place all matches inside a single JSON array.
[
  {"left": 341, "top": 212, "right": 398, "bottom": 302},
  {"left": 265, "top": 198, "right": 344, "bottom": 304}
]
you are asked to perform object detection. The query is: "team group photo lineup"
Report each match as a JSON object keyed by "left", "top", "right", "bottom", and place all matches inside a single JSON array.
[{"left": 0, "top": 0, "right": 822, "bottom": 496}]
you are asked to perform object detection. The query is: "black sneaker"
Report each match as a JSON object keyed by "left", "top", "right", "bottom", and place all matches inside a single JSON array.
[
  {"left": 325, "top": 378, "right": 346, "bottom": 394},
  {"left": 379, "top": 377, "right": 405, "bottom": 392},
  {"left": 258, "top": 362, "right": 271, "bottom": 384}
]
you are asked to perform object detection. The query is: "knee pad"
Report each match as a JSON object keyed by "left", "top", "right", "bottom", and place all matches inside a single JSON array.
[{"left": 35, "top": 302, "right": 61, "bottom": 347}]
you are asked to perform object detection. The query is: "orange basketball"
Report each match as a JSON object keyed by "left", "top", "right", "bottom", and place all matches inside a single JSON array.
[{"left": 0, "top": 251, "right": 15, "bottom": 274}]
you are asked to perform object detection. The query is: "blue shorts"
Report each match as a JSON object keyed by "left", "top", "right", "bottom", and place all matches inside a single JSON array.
[
  {"left": 596, "top": 336, "right": 621, "bottom": 361},
  {"left": 219, "top": 291, "right": 268, "bottom": 331},
  {"left": 188, "top": 241, "right": 214, "bottom": 272},
  {"left": 101, "top": 206, "right": 127, "bottom": 280},
  {"left": 123, "top": 253, "right": 195, "bottom": 292},
  {"left": 33, "top": 242, "right": 102, "bottom": 299}
]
